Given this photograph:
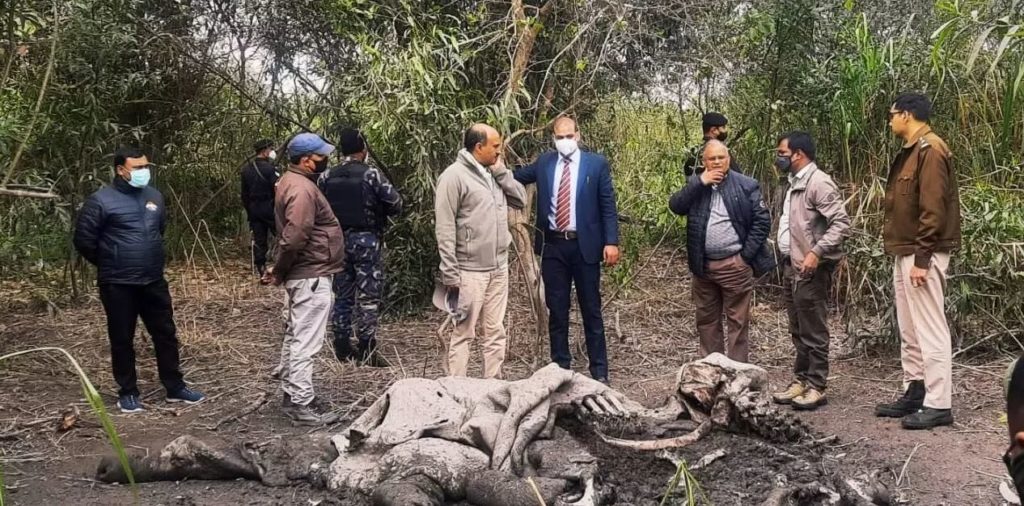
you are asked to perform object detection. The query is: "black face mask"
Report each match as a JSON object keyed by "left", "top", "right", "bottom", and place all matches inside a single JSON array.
[
  {"left": 314, "top": 157, "right": 329, "bottom": 173},
  {"left": 715, "top": 131, "right": 729, "bottom": 142},
  {"left": 1005, "top": 447, "right": 1024, "bottom": 499},
  {"left": 775, "top": 155, "right": 793, "bottom": 171}
]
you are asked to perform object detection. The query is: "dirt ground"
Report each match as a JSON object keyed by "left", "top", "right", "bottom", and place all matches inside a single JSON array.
[{"left": 0, "top": 249, "right": 1014, "bottom": 505}]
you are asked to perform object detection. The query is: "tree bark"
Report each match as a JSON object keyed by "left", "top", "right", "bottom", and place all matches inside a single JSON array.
[{"left": 505, "top": 0, "right": 555, "bottom": 354}]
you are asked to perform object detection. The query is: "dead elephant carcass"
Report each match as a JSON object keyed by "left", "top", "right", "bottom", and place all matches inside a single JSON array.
[{"left": 96, "top": 354, "right": 874, "bottom": 505}]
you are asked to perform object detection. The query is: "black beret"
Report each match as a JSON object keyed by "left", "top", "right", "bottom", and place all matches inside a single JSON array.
[
  {"left": 253, "top": 139, "right": 274, "bottom": 153},
  {"left": 339, "top": 128, "right": 366, "bottom": 156},
  {"left": 702, "top": 112, "right": 728, "bottom": 127}
]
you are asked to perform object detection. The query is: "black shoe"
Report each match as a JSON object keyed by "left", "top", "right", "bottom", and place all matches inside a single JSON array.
[
  {"left": 357, "top": 340, "right": 390, "bottom": 368},
  {"left": 901, "top": 407, "right": 954, "bottom": 430},
  {"left": 333, "top": 336, "right": 355, "bottom": 362},
  {"left": 875, "top": 380, "right": 925, "bottom": 418}
]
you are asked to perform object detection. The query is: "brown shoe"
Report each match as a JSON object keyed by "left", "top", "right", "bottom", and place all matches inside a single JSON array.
[
  {"left": 772, "top": 381, "right": 806, "bottom": 405},
  {"left": 792, "top": 388, "right": 827, "bottom": 411}
]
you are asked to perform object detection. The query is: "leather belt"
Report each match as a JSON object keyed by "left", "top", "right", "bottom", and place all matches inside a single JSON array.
[{"left": 545, "top": 230, "right": 578, "bottom": 241}]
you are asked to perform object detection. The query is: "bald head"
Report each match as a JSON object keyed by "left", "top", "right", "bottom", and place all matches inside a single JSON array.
[
  {"left": 702, "top": 139, "right": 731, "bottom": 174},
  {"left": 464, "top": 123, "right": 502, "bottom": 166}
]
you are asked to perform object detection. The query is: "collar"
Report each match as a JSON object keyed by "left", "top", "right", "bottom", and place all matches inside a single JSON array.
[
  {"left": 788, "top": 162, "right": 817, "bottom": 188},
  {"left": 559, "top": 149, "right": 581, "bottom": 166},
  {"left": 459, "top": 149, "right": 488, "bottom": 172},
  {"left": 903, "top": 125, "right": 932, "bottom": 149},
  {"left": 286, "top": 165, "right": 317, "bottom": 180},
  {"left": 457, "top": 149, "right": 493, "bottom": 183},
  {"left": 113, "top": 176, "right": 141, "bottom": 193}
]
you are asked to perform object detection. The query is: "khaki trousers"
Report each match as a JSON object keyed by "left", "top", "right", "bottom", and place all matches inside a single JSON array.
[
  {"left": 894, "top": 253, "right": 952, "bottom": 409},
  {"left": 279, "top": 276, "right": 332, "bottom": 406},
  {"left": 448, "top": 268, "right": 509, "bottom": 379},
  {"left": 693, "top": 254, "right": 753, "bottom": 362}
]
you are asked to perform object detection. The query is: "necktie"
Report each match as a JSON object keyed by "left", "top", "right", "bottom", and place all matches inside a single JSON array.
[{"left": 555, "top": 157, "right": 572, "bottom": 231}]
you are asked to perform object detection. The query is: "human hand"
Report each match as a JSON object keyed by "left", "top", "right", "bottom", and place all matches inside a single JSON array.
[
  {"left": 800, "top": 252, "right": 819, "bottom": 277},
  {"left": 261, "top": 267, "right": 280, "bottom": 286},
  {"left": 701, "top": 169, "right": 725, "bottom": 186},
  {"left": 490, "top": 157, "right": 507, "bottom": 173},
  {"left": 910, "top": 266, "right": 927, "bottom": 287},
  {"left": 603, "top": 245, "right": 620, "bottom": 266}
]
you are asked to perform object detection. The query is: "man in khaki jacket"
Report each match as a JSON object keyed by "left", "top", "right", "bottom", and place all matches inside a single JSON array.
[
  {"left": 435, "top": 123, "right": 526, "bottom": 378},
  {"left": 264, "top": 132, "right": 344, "bottom": 426},
  {"left": 874, "top": 93, "right": 961, "bottom": 430},
  {"left": 769, "top": 132, "right": 850, "bottom": 411}
]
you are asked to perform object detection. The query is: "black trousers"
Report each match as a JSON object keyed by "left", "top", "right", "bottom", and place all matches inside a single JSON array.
[
  {"left": 98, "top": 279, "right": 185, "bottom": 397},
  {"left": 541, "top": 236, "right": 608, "bottom": 379},
  {"left": 782, "top": 261, "right": 834, "bottom": 390},
  {"left": 249, "top": 217, "right": 274, "bottom": 271}
]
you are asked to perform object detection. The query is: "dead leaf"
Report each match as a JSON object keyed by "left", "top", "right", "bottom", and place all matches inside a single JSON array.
[{"left": 57, "top": 406, "right": 80, "bottom": 432}]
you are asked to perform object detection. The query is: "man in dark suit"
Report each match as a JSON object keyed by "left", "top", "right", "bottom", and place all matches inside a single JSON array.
[{"left": 514, "top": 116, "right": 620, "bottom": 382}]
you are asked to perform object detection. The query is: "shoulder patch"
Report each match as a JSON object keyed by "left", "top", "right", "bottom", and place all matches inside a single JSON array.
[{"left": 918, "top": 137, "right": 931, "bottom": 149}]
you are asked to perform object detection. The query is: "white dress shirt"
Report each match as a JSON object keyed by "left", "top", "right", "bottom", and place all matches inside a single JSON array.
[
  {"left": 548, "top": 150, "right": 581, "bottom": 232},
  {"left": 778, "top": 162, "right": 815, "bottom": 256}
]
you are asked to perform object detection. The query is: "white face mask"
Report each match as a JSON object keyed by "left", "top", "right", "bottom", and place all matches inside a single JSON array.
[
  {"left": 554, "top": 138, "right": 578, "bottom": 157},
  {"left": 267, "top": 149, "right": 277, "bottom": 160}
]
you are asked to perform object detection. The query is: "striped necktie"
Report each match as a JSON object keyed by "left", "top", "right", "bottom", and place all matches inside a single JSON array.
[{"left": 555, "top": 156, "right": 572, "bottom": 231}]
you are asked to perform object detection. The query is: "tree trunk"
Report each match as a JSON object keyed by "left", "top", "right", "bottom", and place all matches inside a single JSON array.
[{"left": 504, "top": 0, "right": 554, "bottom": 356}]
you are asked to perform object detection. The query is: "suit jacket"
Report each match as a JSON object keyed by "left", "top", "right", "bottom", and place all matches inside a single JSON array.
[{"left": 514, "top": 150, "right": 619, "bottom": 264}]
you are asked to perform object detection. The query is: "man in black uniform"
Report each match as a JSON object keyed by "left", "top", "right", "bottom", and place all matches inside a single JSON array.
[
  {"left": 240, "top": 139, "right": 279, "bottom": 276},
  {"left": 320, "top": 128, "right": 402, "bottom": 366},
  {"left": 683, "top": 112, "right": 742, "bottom": 176}
]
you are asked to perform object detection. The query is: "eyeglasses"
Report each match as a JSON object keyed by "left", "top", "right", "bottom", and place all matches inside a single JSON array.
[{"left": 888, "top": 110, "right": 905, "bottom": 119}]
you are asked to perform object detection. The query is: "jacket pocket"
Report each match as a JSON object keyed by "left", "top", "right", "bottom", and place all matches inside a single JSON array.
[{"left": 897, "top": 175, "right": 916, "bottom": 195}]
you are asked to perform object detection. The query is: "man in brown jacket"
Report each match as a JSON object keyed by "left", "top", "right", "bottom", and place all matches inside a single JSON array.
[
  {"left": 263, "top": 132, "right": 345, "bottom": 426},
  {"left": 769, "top": 132, "right": 850, "bottom": 411},
  {"left": 874, "top": 93, "right": 961, "bottom": 430}
]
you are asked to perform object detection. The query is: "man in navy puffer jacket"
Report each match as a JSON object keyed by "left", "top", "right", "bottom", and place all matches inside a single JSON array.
[
  {"left": 74, "top": 147, "right": 205, "bottom": 413},
  {"left": 669, "top": 140, "right": 774, "bottom": 363}
]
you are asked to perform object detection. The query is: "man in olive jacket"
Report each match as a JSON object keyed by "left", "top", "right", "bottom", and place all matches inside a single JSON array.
[
  {"left": 435, "top": 123, "right": 526, "bottom": 379},
  {"left": 874, "top": 93, "right": 961, "bottom": 430}
]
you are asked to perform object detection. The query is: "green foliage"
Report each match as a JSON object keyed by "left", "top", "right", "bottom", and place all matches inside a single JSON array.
[
  {"left": 585, "top": 100, "right": 690, "bottom": 284},
  {"left": 661, "top": 459, "right": 707, "bottom": 506},
  {"left": 1, "top": 0, "right": 1022, "bottom": 346},
  {"left": 713, "top": 0, "right": 1024, "bottom": 345}
]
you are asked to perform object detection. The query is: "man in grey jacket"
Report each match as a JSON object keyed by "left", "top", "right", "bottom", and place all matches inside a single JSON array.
[
  {"left": 435, "top": 123, "right": 527, "bottom": 378},
  {"left": 769, "top": 132, "right": 851, "bottom": 410}
]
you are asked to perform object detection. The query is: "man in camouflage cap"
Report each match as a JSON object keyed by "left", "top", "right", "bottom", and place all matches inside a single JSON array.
[{"left": 320, "top": 128, "right": 402, "bottom": 367}]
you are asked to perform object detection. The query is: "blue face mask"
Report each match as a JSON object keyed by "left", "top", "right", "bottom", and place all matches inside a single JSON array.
[{"left": 128, "top": 167, "right": 151, "bottom": 188}]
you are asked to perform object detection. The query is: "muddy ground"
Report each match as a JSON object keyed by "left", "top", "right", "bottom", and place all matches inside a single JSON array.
[{"left": 0, "top": 250, "right": 1013, "bottom": 505}]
